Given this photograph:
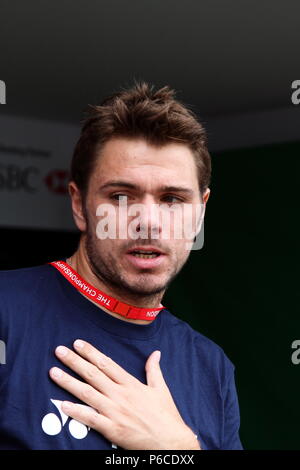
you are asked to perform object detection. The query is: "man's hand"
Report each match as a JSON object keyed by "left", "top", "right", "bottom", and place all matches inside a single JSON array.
[{"left": 49, "top": 340, "right": 201, "bottom": 450}]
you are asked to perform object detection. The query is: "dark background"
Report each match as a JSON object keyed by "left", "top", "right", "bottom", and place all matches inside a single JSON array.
[{"left": 1, "top": 0, "right": 300, "bottom": 450}]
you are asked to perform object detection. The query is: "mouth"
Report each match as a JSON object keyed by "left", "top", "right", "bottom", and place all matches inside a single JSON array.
[{"left": 125, "top": 246, "right": 166, "bottom": 268}]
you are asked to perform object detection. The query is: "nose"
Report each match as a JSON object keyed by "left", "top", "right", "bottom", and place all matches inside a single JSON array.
[{"left": 132, "top": 196, "right": 162, "bottom": 239}]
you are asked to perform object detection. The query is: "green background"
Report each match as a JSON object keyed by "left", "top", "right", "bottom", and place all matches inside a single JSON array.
[{"left": 164, "top": 141, "right": 300, "bottom": 450}]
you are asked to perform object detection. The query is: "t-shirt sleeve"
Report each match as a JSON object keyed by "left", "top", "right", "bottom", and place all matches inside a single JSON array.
[{"left": 221, "top": 364, "right": 243, "bottom": 450}]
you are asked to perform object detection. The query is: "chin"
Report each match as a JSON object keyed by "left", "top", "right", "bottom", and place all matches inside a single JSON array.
[{"left": 124, "top": 276, "right": 168, "bottom": 296}]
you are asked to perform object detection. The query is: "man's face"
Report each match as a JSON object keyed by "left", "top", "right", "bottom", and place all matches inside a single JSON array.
[{"left": 73, "top": 137, "right": 209, "bottom": 297}]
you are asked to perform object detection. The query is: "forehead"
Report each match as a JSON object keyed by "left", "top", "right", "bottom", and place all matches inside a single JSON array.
[{"left": 90, "top": 137, "right": 199, "bottom": 188}]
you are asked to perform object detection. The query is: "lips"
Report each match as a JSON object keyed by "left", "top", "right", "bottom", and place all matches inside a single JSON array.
[
  {"left": 125, "top": 253, "right": 166, "bottom": 269},
  {"left": 127, "top": 246, "right": 165, "bottom": 255},
  {"left": 125, "top": 246, "right": 167, "bottom": 269}
]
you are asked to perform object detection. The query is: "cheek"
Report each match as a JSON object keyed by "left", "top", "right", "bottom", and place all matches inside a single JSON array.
[
  {"left": 162, "top": 206, "right": 198, "bottom": 241},
  {"left": 173, "top": 239, "right": 191, "bottom": 264},
  {"left": 85, "top": 199, "right": 100, "bottom": 228},
  {"left": 117, "top": 209, "right": 131, "bottom": 237},
  {"left": 182, "top": 205, "right": 200, "bottom": 237}
]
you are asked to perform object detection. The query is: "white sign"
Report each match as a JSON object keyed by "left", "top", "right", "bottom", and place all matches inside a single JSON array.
[{"left": 0, "top": 114, "right": 80, "bottom": 230}]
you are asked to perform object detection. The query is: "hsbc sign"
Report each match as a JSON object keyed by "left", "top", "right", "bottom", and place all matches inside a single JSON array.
[
  {"left": 0, "top": 164, "right": 39, "bottom": 192},
  {"left": 0, "top": 114, "right": 78, "bottom": 230}
]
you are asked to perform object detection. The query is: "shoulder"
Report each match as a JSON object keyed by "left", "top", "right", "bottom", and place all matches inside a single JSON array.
[
  {"left": 0, "top": 263, "right": 54, "bottom": 295},
  {"left": 0, "top": 262, "right": 59, "bottom": 335},
  {"left": 0, "top": 263, "right": 56, "bottom": 318}
]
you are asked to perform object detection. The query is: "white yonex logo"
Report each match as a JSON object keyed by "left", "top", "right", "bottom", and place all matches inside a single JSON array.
[
  {"left": 41, "top": 398, "right": 117, "bottom": 447},
  {"left": 41, "top": 399, "right": 91, "bottom": 439}
]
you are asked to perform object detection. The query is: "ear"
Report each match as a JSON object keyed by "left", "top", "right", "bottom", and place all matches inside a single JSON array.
[
  {"left": 194, "top": 187, "right": 210, "bottom": 236},
  {"left": 202, "top": 187, "right": 210, "bottom": 205},
  {"left": 68, "top": 181, "right": 87, "bottom": 232}
]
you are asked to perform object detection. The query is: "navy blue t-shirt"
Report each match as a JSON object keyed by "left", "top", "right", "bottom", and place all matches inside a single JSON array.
[{"left": 0, "top": 261, "right": 243, "bottom": 450}]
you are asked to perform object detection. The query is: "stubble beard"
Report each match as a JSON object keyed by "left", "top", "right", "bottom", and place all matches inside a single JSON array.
[{"left": 84, "top": 226, "right": 180, "bottom": 301}]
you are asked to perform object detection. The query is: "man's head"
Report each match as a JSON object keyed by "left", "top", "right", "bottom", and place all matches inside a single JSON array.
[{"left": 69, "top": 81, "right": 211, "bottom": 300}]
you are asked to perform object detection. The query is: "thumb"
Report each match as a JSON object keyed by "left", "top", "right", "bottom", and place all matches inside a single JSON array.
[{"left": 145, "top": 350, "right": 165, "bottom": 388}]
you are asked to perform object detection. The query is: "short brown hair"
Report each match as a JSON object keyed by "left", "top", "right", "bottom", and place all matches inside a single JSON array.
[{"left": 70, "top": 81, "right": 211, "bottom": 201}]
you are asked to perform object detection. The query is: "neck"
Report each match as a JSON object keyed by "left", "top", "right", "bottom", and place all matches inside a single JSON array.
[{"left": 66, "top": 243, "right": 164, "bottom": 325}]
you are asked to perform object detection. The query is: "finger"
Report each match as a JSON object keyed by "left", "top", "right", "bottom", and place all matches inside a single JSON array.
[
  {"left": 73, "top": 339, "right": 140, "bottom": 386},
  {"left": 55, "top": 345, "right": 116, "bottom": 397},
  {"left": 60, "top": 401, "right": 116, "bottom": 443},
  {"left": 145, "top": 351, "right": 167, "bottom": 388},
  {"left": 49, "top": 366, "right": 116, "bottom": 420}
]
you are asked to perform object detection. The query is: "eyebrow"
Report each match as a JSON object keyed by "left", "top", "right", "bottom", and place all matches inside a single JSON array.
[{"left": 98, "top": 181, "right": 194, "bottom": 196}]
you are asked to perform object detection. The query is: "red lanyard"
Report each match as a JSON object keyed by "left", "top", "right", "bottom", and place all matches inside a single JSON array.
[{"left": 49, "top": 260, "right": 164, "bottom": 320}]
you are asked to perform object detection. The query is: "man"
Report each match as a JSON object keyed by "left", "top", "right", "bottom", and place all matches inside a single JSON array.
[{"left": 0, "top": 81, "right": 243, "bottom": 450}]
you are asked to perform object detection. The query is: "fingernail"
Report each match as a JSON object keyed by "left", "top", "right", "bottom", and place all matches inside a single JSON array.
[
  {"left": 155, "top": 351, "right": 161, "bottom": 362},
  {"left": 51, "top": 367, "right": 63, "bottom": 378},
  {"left": 74, "top": 339, "right": 84, "bottom": 349},
  {"left": 56, "top": 346, "right": 68, "bottom": 357}
]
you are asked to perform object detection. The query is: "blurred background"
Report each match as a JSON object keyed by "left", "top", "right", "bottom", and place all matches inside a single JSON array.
[{"left": 1, "top": 0, "right": 300, "bottom": 449}]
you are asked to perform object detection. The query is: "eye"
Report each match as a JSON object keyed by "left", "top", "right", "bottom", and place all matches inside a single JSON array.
[
  {"left": 161, "top": 195, "right": 184, "bottom": 204},
  {"left": 110, "top": 193, "right": 129, "bottom": 203}
]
